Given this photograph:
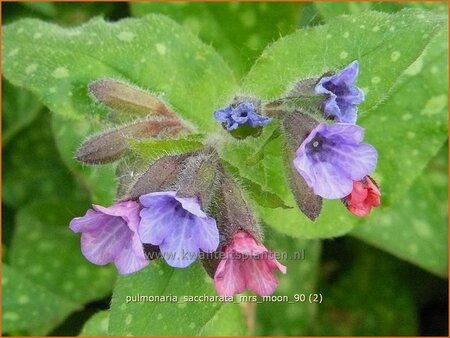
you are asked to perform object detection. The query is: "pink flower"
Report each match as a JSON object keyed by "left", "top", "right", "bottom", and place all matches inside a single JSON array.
[
  {"left": 344, "top": 176, "right": 381, "bottom": 217},
  {"left": 214, "top": 231, "right": 286, "bottom": 297}
]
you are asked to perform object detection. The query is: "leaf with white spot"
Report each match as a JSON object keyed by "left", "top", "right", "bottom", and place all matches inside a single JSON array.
[
  {"left": 2, "top": 15, "right": 236, "bottom": 204},
  {"left": 220, "top": 9, "right": 448, "bottom": 239},
  {"left": 10, "top": 200, "right": 116, "bottom": 310},
  {"left": 2, "top": 264, "right": 78, "bottom": 334},
  {"left": 109, "top": 262, "right": 247, "bottom": 336},
  {"left": 130, "top": 2, "right": 300, "bottom": 77},
  {"left": 80, "top": 311, "right": 110, "bottom": 336},
  {"left": 352, "top": 144, "right": 448, "bottom": 277}
]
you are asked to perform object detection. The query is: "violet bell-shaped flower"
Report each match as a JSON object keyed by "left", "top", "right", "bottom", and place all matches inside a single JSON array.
[
  {"left": 293, "top": 123, "right": 377, "bottom": 199},
  {"left": 138, "top": 191, "right": 219, "bottom": 268},
  {"left": 69, "top": 200, "right": 149, "bottom": 274},
  {"left": 214, "top": 100, "right": 272, "bottom": 131},
  {"left": 315, "top": 61, "right": 365, "bottom": 124}
]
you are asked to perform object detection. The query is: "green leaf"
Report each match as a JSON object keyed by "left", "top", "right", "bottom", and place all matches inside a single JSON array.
[
  {"left": 2, "top": 112, "right": 85, "bottom": 208},
  {"left": 2, "top": 264, "right": 78, "bottom": 334},
  {"left": 79, "top": 311, "right": 110, "bottom": 336},
  {"left": 10, "top": 200, "right": 116, "bottom": 309},
  {"left": 314, "top": 240, "right": 418, "bottom": 335},
  {"left": 2, "top": 79, "right": 43, "bottom": 146},
  {"left": 130, "top": 2, "right": 300, "bottom": 76},
  {"left": 352, "top": 143, "right": 448, "bottom": 277},
  {"left": 223, "top": 160, "right": 291, "bottom": 209},
  {"left": 129, "top": 134, "right": 205, "bottom": 162},
  {"left": 315, "top": 1, "right": 448, "bottom": 21},
  {"left": 109, "top": 262, "right": 247, "bottom": 336},
  {"left": 2, "top": 15, "right": 236, "bottom": 132},
  {"left": 256, "top": 233, "right": 321, "bottom": 335},
  {"left": 221, "top": 9, "right": 447, "bottom": 239}
]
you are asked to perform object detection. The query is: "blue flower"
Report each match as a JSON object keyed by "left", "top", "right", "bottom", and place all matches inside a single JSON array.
[
  {"left": 293, "top": 123, "right": 377, "bottom": 199},
  {"left": 214, "top": 101, "right": 272, "bottom": 131},
  {"left": 138, "top": 191, "right": 219, "bottom": 268},
  {"left": 315, "top": 61, "right": 365, "bottom": 124}
]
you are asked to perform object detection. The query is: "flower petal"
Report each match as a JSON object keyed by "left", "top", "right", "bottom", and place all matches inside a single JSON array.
[
  {"left": 159, "top": 215, "right": 199, "bottom": 268},
  {"left": 69, "top": 209, "right": 109, "bottom": 233},
  {"left": 114, "top": 234, "right": 149, "bottom": 274},
  {"left": 214, "top": 252, "right": 246, "bottom": 297},
  {"left": 80, "top": 217, "right": 130, "bottom": 265},
  {"left": 193, "top": 217, "right": 219, "bottom": 253},
  {"left": 244, "top": 259, "right": 280, "bottom": 296},
  {"left": 138, "top": 204, "right": 176, "bottom": 245}
]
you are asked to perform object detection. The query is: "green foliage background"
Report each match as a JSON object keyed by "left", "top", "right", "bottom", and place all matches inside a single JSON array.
[{"left": 2, "top": 2, "right": 448, "bottom": 336}]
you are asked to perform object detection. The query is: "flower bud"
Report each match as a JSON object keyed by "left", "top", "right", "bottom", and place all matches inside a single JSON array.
[
  {"left": 89, "top": 78, "right": 174, "bottom": 119},
  {"left": 75, "top": 118, "right": 183, "bottom": 165},
  {"left": 176, "top": 149, "right": 222, "bottom": 211},
  {"left": 281, "top": 111, "right": 323, "bottom": 221},
  {"left": 202, "top": 169, "right": 263, "bottom": 277},
  {"left": 123, "top": 153, "right": 189, "bottom": 200}
]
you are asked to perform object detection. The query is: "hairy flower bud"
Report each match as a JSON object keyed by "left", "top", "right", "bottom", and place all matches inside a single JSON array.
[
  {"left": 123, "top": 154, "right": 189, "bottom": 200},
  {"left": 281, "top": 111, "right": 323, "bottom": 221},
  {"left": 89, "top": 78, "right": 175, "bottom": 120},
  {"left": 176, "top": 149, "right": 222, "bottom": 211},
  {"left": 75, "top": 118, "right": 183, "bottom": 164},
  {"left": 202, "top": 169, "right": 263, "bottom": 277}
]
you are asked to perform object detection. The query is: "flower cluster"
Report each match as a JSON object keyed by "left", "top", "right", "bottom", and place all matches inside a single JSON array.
[{"left": 70, "top": 61, "right": 380, "bottom": 299}]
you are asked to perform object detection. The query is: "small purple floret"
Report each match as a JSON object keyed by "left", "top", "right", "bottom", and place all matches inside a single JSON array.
[
  {"left": 138, "top": 191, "right": 219, "bottom": 268},
  {"left": 315, "top": 61, "right": 365, "bottom": 124},
  {"left": 69, "top": 200, "right": 148, "bottom": 274},
  {"left": 293, "top": 123, "right": 377, "bottom": 199},
  {"left": 214, "top": 101, "right": 272, "bottom": 131}
]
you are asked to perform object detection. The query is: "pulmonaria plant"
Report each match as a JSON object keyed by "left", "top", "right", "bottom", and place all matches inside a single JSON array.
[
  {"left": 69, "top": 59, "right": 381, "bottom": 298},
  {"left": 315, "top": 60, "right": 365, "bottom": 124},
  {"left": 138, "top": 191, "right": 219, "bottom": 268},
  {"left": 214, "top": 230, "right": 286, "bottom": 297}
]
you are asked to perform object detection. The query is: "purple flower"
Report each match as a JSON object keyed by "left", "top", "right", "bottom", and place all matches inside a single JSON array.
[
  {"left": 293, "top": 123, "right": 377, "bottom": 199},
  {"left": 315, "top": 61, "right": 365, "bottom": 124},
  {"left": 214, "top": 101, "right": 272, "bottom": 131},
  {"left": 69, "top": 201, "right": 149, "bottom": 274},
  {"left": 138, "top": 191, "right": 219, "bottom": 268}
]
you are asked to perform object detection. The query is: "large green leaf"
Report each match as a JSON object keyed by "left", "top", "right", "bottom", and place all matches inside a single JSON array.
[
  {"left": 315, "top": 1, "right": 448, "bottom": 21},
  {"left": 221, "top": 9, "right": 447, "bottom": 239},
  {"left": 2, "top": 264, "right": 78, "bottom": 335},
  {"left": 9, "top": 201, "right": 116, "bottom": 318},
  {"left": 109, "top": 261, "right": 247, "bottom": 336},
  {"left": 2, "top": 15, "right": 236, "bottom": 204},
  {"left": 352, "top": 144, "right": 448, "bottom": 277},
  {"left": 2, "top": 15, "right": 235, "bottom": 130},
  {"left": 130, "top": 2, "right": 300, "bottom": 77}
]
